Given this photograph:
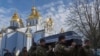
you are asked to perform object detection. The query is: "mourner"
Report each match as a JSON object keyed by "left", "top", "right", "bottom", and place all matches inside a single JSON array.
[
  {"left": 17, "top": 36, "right": 94, "bottom": 56},
  {"left": 35, "top": 39, "right": 48, "bottom": 56},
  {"left": 69, "top": 41, "right": 81, "bottom": 56},
  {"left": 80, "top": 40, "right": 94, "bottom": 56},
  {"left": 47, "top": 45, "right": 55, "bottom": 56},
  {"left": 54, "top": 35, "right": 70, "bottom": 56}
]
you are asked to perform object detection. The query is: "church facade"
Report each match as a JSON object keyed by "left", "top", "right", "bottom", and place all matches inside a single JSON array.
[{"left": 0, "top": 7, "right": 56, "bottom": 56}]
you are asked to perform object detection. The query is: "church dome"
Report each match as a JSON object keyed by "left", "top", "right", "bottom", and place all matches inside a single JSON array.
[
  {"left": 28, "top": 7, "right": 40, "bottom": 19},
  {"left": 46, "top": 17, "right": 53, "bottom": 26},
  {"left": 11, "top": 12, "right": 24, "bottom": 27}
]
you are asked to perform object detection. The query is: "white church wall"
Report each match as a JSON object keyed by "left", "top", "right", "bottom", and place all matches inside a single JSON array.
[
  {"left": 6, "top": 32, "right": 17, "bottom": 52},
  {"left": 1, "top": 34, "right": 7, "bottom": 56},
  {"left": 16, "top": 32, "right": 27, "bottom": 52}
]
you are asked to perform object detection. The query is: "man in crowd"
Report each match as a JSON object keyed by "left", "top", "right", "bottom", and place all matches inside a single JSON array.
[
  {"left": 35, "top": 39, "right": 48, "bottom": 56},
  {"left": 54, "top": 35, "right": 70, "bottom": 56},
  {"left": 80, "top": 40, "right": 94, "bottom": 56},
  {"left": 47, "top": 45, "right": 55, "bottom": 56},
  {"left": 69, "top": 41, "right": 81, "bottom": 56}
]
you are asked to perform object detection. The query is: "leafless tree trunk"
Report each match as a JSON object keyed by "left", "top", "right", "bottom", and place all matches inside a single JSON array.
[{"left": 68, "top": 0, "right": 100, "bottom": 51}]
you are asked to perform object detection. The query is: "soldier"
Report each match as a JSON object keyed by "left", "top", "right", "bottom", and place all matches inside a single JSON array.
[
  {"left": 47, "top": 45, "right": 55, "bottom": 56},
  {"left": 35, "top": 39, "right": 48, "bottom": 56},
  {"left": 80, "top": 40, "right": 94, "bottom": 56},
  {"left": 18, "top": 47, "right": 28, "bottom": 56},
  {"left": 28, "top": 40, "right": 37, "bottom": 56},
  {"left": 54, "top": 35, "right": 70, "bottom": 56},
  {"left": 69, "top": 41, "right": 81, "bottom": 56}
]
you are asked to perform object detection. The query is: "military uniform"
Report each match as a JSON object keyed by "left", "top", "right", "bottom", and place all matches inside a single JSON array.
[
  {"left": 69, "top": 46, "right": 82, "bottom": 56},
  {"left": 54, "top": 43, "right": 70, "bottom": 56},
  {"left": 79, "top": 46, "right": 94, "bottom": 56},
  {"left": 35, "top": 46, "right": 48, "bottom": 56},
  {"left": 47, "top": 48, "right": 55, "bottom": 56}
]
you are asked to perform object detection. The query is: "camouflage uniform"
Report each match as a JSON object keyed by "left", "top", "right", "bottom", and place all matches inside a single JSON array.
[
  {"left": 69, "top": 46, "right": 82, "bottom": 56},
  {"left": 35, "top": 46, "right": 47, "bottom": 56},
  {"left": 54, "top": 43, "right": 70, "bottom": 56},
  {"left": 47, "top": 48, "right": 55, "bottom": 56},
  {"left": 79, "top": 46, "right": 94, "bottom": 56}
]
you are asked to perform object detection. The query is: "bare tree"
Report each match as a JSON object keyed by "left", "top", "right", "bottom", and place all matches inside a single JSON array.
[{"left": 68, "top": 0, "right": 100, "bottom": 52}]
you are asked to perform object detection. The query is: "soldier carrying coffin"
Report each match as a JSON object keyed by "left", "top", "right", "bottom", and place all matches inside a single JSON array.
[
  {"left": 54, "top": 35, "right": 70, "bottom": 56},
  {"left": 35, "top": 39, "right": 49, "bottom": 56},
  {"left": 79, "top": 40, "right": 94, "bottom": 56}
]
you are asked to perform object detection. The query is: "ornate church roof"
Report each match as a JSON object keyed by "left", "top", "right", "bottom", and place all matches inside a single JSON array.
[
  {"left": 28, "top": 7, "right": 40, "bottom": 19},
  {"left": 11, "top": 12, "right": 24, "bottom": 27}
]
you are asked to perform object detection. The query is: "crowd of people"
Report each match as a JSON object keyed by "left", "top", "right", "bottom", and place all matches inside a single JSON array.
[{"left": 4, "top": 35, "right": 94, "bottom": 56}]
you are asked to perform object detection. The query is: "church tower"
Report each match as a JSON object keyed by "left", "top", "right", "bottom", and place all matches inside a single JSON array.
[
  {"left": 27, "top": 7, "right": 40, "bottom": 26},
  {"left": 10, "top": 12, "right": 24, "bottom": 28}
]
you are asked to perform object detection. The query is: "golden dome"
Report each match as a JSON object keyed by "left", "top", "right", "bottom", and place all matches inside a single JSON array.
[
  {"left": 28, "top": 7, "right": 40, "bottom": 19},
  {"left": 11, "top": 12, "right": 24, "bottom": 27},
  {"left": 46, "top": 17, "right": 53, "bottom": 26},
  {"left": 11, "top": 12, "right": 19, "bottom": 21},
  {"left": 45, "top": 17, "right": 53, "bottom": 32}
]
